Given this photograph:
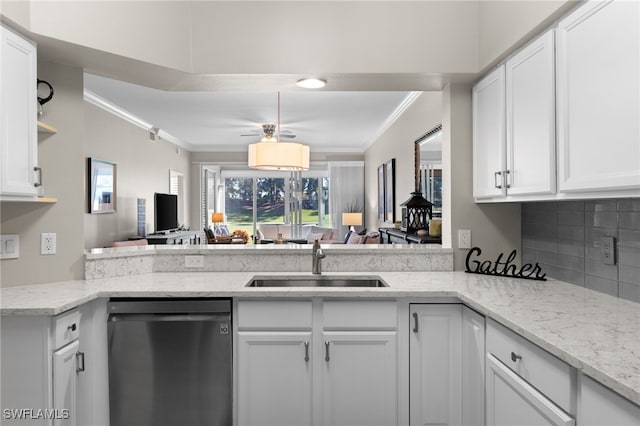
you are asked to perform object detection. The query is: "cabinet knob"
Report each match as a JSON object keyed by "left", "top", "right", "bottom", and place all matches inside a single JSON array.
[
  {"left": 511, "top": 351, "right": 522, "bottom": 362},
  {"left": 67, "top": 323, "right": 77, "bottom": 332}
]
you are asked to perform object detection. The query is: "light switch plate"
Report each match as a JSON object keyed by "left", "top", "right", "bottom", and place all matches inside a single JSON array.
[
  {"left": 0, "top": 234, "right": 19, "bottom": 259},
  {"left": 600, "top": 236, "right": 616, "bottom": 265}
]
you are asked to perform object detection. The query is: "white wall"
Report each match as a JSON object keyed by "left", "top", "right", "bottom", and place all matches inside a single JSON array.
[
  {"left": 364, "top": 92, "right": 442, "bottom": 231},
  {"left": 83, "top": 103, "right": 192, "bottom": 249}
]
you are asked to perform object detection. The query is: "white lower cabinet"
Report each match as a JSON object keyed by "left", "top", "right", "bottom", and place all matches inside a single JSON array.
[
  {"left": 486, "top": 320, "right": 575, "bottom": 426},
  {"left": 409, "top": 304, "right": 485, "bottom": 426},
  {"left": 321, "top": 332, "right": 397, "bottom": 426},
  {"left": 236, "top": 299, "right": 398, "bottom": 426},
  {"left": 52, "top": 340, "right": 80, "bottom": 426},
  {"left": 237, "top": 332, "right": 313, "bottom": 426},
  {"left": 579, "top": 375, "right": 640, "bottom": 426}
]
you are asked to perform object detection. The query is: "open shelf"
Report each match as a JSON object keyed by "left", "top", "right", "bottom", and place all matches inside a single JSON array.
[
  {"left": 37, "top": 121, "right": 57, "bottom": 134},
  {"left": 0, "top": 196, "right": 57, "bottom": 203}
]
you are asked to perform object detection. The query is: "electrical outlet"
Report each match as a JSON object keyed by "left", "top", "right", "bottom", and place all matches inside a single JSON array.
[
  {"left": 41, "top": 233, "right": 57, "bottom": 255},
  {"left": 0, "top": 234, "right": 19, "bottom": 259},
  {"left": 184, "top": 255, "right": 204, "bottom": 268},
  {"left": 458, "top": 229, "right": 471, "bottom": 249},
  {"left": 601, "top": 236, "right": 616, "bottom": 265}
]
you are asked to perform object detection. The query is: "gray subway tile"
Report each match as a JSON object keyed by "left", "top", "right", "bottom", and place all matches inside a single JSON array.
[
  {"left": 588, "top": 211, "right": 618, "bottom": 228},
  {"left": 618, "top": 229, "right": 640, "bottom": 249},
  {"left": 618, "top": 282, "right": 640, "bottom": 303},
  {"left": 619, "top": 212, "right": 640, "bottom": 230},
  {"left": 619, "top": 264, "right": 640, "bottom": 286},
  {"left": 585, "top": 274, "right": 618, "bottom": 297},
  {"left": 586, "top": 200, "right": 618, "bottom": 212},
  {"left": 522, "top": 236, "right": 536, "bottom": 249},
  {"left": 546, "top": 267, "right": 584, "bottom": 286},
  {"left": 558, "top": 224, "right": 585, "bottom": 242},
  {"left": 585, "top": 226, "right": 617, "bottom": 245},
  {"left": 536, "top": 250, "right": 557, "bottom": 267},
  {"left": 557, "top": 201, "right": 585, "bottom": 211},
  {"left": 535, "top": 238, "right": 558, "bottom": 253},
  {"left": 558, "top": 210, "right": 585, "bottom": 226},
  {"left": 556, "top": 253, "right": 584, "bottom": 272},
  {"left": 618, "top": 246, "right": 640, "bottom": 267},
  {"left": 557, "top": 239, "right": 585, "bottom": 258},
  {"left": 617, "top": 199, "right": 640, "bottom": 212},
  {"left": 585, "top": 260, "right": 618, "bottom": 281}
]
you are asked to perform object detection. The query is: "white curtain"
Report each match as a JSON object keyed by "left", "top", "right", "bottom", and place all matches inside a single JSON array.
[{"left": 329, "top": 161, "right": 365, "bottom": 237}]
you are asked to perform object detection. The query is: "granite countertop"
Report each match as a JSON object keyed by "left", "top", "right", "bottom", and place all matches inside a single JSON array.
[{"left": 1, "top": 270, "right": 638, "bottom": 406}]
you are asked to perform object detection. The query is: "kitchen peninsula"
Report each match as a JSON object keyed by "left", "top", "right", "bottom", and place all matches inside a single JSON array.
[{"left": 1, "top": 243, "right": 639, "bottom": 426}]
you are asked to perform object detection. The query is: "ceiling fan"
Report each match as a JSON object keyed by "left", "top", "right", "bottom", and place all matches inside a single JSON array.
[{"left": 241, "top": 123, "right": 296, "bottom": 141}]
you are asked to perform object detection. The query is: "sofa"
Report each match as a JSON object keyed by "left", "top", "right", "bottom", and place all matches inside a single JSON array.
[{"left": 257, "top": 223, "right": 379, "bottom": 244}]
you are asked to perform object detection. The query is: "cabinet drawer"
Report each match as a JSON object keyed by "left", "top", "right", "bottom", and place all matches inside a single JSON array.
[
  {"left": 52, "top": 308, "right": 81, "bottom": 349},
  {"left": 487, "top": 319, "right": 574, "bottom": 414},
  {"left": 323, "top": 300, "right": 397, "bottom": 330},
  {"left": 237, "top": 300, "right": 312, "bottom": 330}
]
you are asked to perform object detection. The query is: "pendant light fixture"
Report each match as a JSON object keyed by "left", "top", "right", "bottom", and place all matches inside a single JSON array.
[{"left": 248, "top": 93, "right": 310, "bottom": 171}]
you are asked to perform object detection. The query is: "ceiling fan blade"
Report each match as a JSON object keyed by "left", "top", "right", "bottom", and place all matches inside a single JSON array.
[
  {"left": 279, "top": 134, "right": 297, "bottom": 139},
  {"left": 240, "top": 133, "right": 261, "bottom": 137}
]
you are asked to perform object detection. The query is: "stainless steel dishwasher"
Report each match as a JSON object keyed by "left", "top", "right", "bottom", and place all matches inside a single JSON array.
[{"left": 107, "top": 298, "right": 232, "bottom": 426}]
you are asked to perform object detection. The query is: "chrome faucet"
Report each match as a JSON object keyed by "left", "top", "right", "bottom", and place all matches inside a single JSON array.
[{"left": 312, "top": 239, "right": 326, "bottom": 275}]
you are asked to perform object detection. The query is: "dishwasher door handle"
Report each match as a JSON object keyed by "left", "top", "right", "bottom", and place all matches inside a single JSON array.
[{"left": 109, "top": 313, "right": 229, "bottom": 322}]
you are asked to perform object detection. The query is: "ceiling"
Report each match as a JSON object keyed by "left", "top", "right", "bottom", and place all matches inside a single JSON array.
[{"left": 84, "top": 74, "right": 417, "bottom": 153}]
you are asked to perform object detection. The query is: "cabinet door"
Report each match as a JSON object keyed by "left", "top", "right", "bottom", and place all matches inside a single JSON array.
[
  {"left": 409, "top": 304, "right": 462, "bottom": 426},
  {"left": 556, "top": 0, "right": 640, "bottom": 193},
  {"left": 237, "top": 332, "right": 313, "bottom": 426},
  {"left": 462, "top": 306, "right": 485, "bottom": 426},
  {"left": 473, "top": 65, "right": 506, "bottom": 199},
  {"left": 53, "top": 340, "right": 79, "bottom": 426},
  {"left": 0, "top": 25, "right": 38, "bottom": 197},
  {"left": 579, "top": 375, "right": 640, "bottom": 426},
  {"left": 506, "top": 30, "right": 556, "bottom": 196},
  {"left": 322, "top": 331, "right": 397, "bottom": 426},
  {"left": 486, "top": 354, "right": 574, "bottom": 426}
]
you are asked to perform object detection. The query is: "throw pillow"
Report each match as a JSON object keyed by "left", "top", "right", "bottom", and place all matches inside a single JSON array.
[
  {"left": 346, "top": 233, "right": 362, "bottom": 244},
  {"left": 310, "top": 226, "right": 333, "bottom": 240},
  {"left": 307, "top": 232, "right": 325, "bottom": 243}
]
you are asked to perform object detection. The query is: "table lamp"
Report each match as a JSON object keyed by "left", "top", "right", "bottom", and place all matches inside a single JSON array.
[{"left": 342, "top": 212, "right": 363, "bottom": 232}]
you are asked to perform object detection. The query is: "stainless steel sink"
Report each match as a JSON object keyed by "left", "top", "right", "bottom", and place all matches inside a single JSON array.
[{"left": 246, "top": 275, "right": 388, "bottom": 288}]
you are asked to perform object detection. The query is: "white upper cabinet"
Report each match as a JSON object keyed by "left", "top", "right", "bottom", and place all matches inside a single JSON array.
[
  {"left": 473, "top": 66, "right": 506, "bottom": 199},
  {"left": 473, "top": 29, "right": 556, "bottom": 201},
  {"left": 0, "top": 24, "right": 38, "bottom": 198},
  {"left": 556, "top": 0, "right": 640, "bottom": 193},
  {"left": 505, "top": 29, "right": 556, "bottom": 196}
]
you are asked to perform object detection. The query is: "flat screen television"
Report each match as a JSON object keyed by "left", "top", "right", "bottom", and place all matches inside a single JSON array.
[{"left": 154, "top": 192, "right": 179, "bottom": 234}]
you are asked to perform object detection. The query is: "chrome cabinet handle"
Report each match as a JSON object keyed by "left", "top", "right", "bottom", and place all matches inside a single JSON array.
[
  {"left": 412, "top": 312, "right": 419, "bottom": 333},
  {"left": 304, "top": 341, "right": 310, "bottom": 362},
  {"left": 511, "top": 351, "right": 522, "bottom": 362},
  {"left": 324, "top": 341, "right": 330, "bottom": 362},
  {"left": 34, "top": 167, "right": 42, "bottom": 187},
  {"left": 76, "top": 351, "right": 85, "bottom": 372},
  {"left": 494, "top": 171, "right": 503, "bottom": 189}
]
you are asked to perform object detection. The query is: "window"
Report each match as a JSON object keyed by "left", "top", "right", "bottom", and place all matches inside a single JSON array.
[{"left": 200, "top": 165, "right": 329, "bottom": 242}]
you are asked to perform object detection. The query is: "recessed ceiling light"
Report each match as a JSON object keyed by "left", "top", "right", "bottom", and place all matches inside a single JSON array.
[{"left": 296, "top": 78, "right": 326, "bottom": 89}]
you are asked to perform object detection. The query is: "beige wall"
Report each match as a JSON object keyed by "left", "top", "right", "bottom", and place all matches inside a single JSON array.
[
  {"left": 83, "top": 103, "right": 192, "bottom": 249},
  {"left": 1, "top": 61, "right": 85, "bottom": 287},
  {"left": 442, "top": 84, "right": 520, "bottom": 270},
  {"left": 364, "top": 92, "right": 442, "bottom": 231},
  {"left": 478, "top": 0, "right": 577, "bottom": 72}
]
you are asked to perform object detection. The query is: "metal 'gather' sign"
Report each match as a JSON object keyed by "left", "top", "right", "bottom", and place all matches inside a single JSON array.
[{"left": 465, "top": 247, "right": 547, "bottom": 281}]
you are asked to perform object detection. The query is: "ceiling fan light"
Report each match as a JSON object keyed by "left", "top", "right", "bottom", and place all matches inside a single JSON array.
[
  {"left": 248, "top": 141, "right": 310, "bottom": 171},
  {"left": 296, "top": 78, "right": 326, "bottom": 89}
]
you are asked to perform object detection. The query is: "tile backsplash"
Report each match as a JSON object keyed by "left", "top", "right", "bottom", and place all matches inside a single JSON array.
[{"left": 522, "top": 199, "right": 640, "bottom": 303}]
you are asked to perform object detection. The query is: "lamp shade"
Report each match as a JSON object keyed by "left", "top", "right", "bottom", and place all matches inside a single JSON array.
[
  {"left": 342, "top": 212, "right": 363, "bottom": 227},
  {"left": 248, "top": 141, "right": 310, "bottom": 171},
  {"left": 212, "top": 212, "right": 224, "bottom": 223}
]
